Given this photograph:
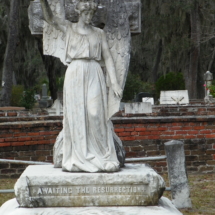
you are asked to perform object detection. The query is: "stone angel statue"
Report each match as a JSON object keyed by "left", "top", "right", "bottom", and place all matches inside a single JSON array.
[{"left": 40, "top": 0, "right": 131, "bottom": 172}]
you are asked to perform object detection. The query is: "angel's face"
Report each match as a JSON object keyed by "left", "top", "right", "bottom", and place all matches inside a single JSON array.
[{"left": 80, "top": 10, "right": 94, "bottom": 24}]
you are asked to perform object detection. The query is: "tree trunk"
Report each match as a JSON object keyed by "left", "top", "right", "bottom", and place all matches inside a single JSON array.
[
  {"left": 46, "top": 58, "right": 57, "bottom": 101},
  {"left": 187, "top": 1, "right": 200, "bottom": 99},
  {"left": 36, "top": 38, "right": 57, "bottom": 101},
  {"left": 152, "top": 39, "right": 163, "bottom": 83},
  {"left": 208, "top": 47, "right": 215, "bottom": 72},
  {"left": 0, "top": 0, "right": 20, "bottom": 106}
]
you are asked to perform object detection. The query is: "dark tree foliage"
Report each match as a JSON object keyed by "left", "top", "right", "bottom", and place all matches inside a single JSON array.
[
  {"left": 0, "top": 0, "right": 20, "bottom": 106},
  {"left": 36, "top": 37, "right": 67, "bottom": 101},
  {"left": 1, "top": 0, "right": 215, "bottom": 104},
  {"left": 0, "top": 0, "right": 9, "bottom": 72},
  {"left": 0, "top": 0, "right": 66, "bottom": 105},
  {"left": 130, "top": 0, "right": 215, "bottom": 99},
  {"left": 155, "top": 72, "right": 185, "bottom": 97}
]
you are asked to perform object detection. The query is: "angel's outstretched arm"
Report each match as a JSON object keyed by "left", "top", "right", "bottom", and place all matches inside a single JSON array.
[
  {"left": 101, "top": 31, "right": 122, "bottom": 98},
  {"left": 40, "top": 0, "right": 66, "bottom": 33}
]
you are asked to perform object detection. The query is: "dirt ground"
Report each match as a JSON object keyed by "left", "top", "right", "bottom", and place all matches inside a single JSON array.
[{"left": 0, "top": 174, "right": 215, "bottom": 214}]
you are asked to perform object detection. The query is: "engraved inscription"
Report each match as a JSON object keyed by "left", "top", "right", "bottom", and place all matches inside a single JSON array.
[{"left": 30, "top": 185, "right": 147, "bottom": 197}]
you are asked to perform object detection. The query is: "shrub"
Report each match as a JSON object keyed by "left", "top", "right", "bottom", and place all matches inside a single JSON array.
[
  {"left": 20, "top": 89, "right": 36, "bottom": 110},
  {"left": 56, "top": 76, "right": 65, "bottom": 91},
  {"left": 155, "top": 72, "right": 185, "bottom": 97},
  {"left": 123, "top": 72, "right": 155, "bottom": 101},
  {"left": 10, "top": 85, "right": 24, "bottom": 107},
  {"left": 207, "top": 85, "right": 215, "bottom": 98}
]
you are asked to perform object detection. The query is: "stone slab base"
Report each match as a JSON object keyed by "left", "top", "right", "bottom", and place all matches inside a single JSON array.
[
  {"left": 15, "top": 164, "right": 165, "bottom": 207},
  {"left": 0, "top": 197, "right": 182, "bottom": 215}
]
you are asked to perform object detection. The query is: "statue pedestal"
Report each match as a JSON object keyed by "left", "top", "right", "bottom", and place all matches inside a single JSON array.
[
  {"left": 15, "top": 164, "right": 165, "bottom": 207},
  {"left": 0, "top": 197, "right": 183, "bottom": 215},
  {"left": 1, "top": 164, "right": 183, "bottom": 215}
]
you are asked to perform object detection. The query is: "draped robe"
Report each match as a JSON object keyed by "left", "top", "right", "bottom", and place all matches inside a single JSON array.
[{"left": 62, "top": 22, "right": 119, "bottom": 172}]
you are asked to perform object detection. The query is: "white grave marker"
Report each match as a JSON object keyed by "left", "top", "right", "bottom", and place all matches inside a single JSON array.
[
  {"left": 47, "top": 99, "right": 63, "bottom": 116},
  {"left": 125, "top": 102, "right": 152, "bottom": 114},
  {"left": 142, "top": 97, "right": 154, "bottom": 105},
  {"left": 160, "top": 90, "right": 189, "bottom": 105}
]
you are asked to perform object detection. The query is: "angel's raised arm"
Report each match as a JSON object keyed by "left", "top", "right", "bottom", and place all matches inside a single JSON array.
[{"left": 40, "top": 0, "right": 66, "bottom": 33}]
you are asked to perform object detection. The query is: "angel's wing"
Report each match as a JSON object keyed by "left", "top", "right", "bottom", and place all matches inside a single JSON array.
[
  {"left": 43, "top": 0, "right": 68, "bottom": 66},
  {"left": 103, "top": 0, "right": 131, "bottom": 119}
]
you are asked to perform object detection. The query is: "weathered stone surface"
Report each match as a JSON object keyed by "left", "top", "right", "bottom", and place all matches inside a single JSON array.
[
  {"left": 142, "top": 97, "right": 154, "bottom": 105},
  {"left": 125, "top": 102, "right": 152, "bottom": 114},
  {"left": 47, "top": 99, "right": 63, "bottom": 116},
  {"left": 53, "top": 123, "right": 126, "bottom": 169},
  {"left": 160, "top": 90, "right": 189, "bottom": 105},
  {"left": 204, "top": 71, "right": 213, "bottom": 81},
  {"left": 39, "top": 0, "right": 130, "bottom": 172},
  {"left": 15, "top": 164, "right": 165, "bottom": 207},
  {"left": 0, "top": 197, "right": 182, "bottom": 215},
  {"left": 28, "top": 0, "right": 141, "bottom": 35},
  {"left": 165, "top": 140, "right": 192, "bottom": 209}
]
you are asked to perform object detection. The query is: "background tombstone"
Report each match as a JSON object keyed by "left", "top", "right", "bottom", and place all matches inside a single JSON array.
[
  {"left": 41, "top": 83, "right": 48, "bottom": 99},
  {"left": 164, "top": 140, "right": 192, "bottom": 209},
  {"left": 142, "top": 97, "right": 154, "bottom": 105},
  {"left": 39, "top": 83, "right": 53, "bottom": 108},
  {"left": 125, "top": 102, "right": 152, "bottom": 114},
  {"left": 135, "top": 92, "right": 153, "bottom": 102},
  {"left": 160, "top": 90, "right": 189, "bottom": 105},
  {"left": 47, "top": 99, "right": 63, "bottom": 115},
  {"left": 204, "top": 71, "right": 213, "bottom": 102}
]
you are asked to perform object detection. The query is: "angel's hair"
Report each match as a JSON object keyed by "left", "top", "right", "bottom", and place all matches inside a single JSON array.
[{"left": 75, "top": 0, "right": 98, "bottom": 14}]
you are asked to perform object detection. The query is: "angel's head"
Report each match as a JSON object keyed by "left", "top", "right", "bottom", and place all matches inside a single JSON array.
[
  {"left": 75, "top": 0, "right": 98, "bottom": 14},
  {"left": 75, "top": 0, "right": 98, "bottom": 24}
]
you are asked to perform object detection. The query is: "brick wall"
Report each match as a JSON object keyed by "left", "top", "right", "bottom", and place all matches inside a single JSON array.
[
  {"left": 0, "top": 118, "right": 62, "bottom": 178},
  {"left": 0, "top": 144, "right": 54, "bottom": 178},
  {"left": 0, "top": 108, "right": 48, "bottom": 118},
  {"left": 0, "top": 113, "right": 215, "bottom": 178},
  {"left": 113, "top": 116, "right": 215, "bottom": 173}
]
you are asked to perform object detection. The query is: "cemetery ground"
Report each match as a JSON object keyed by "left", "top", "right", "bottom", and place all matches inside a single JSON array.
[{"left": 0, "top": 173, "right": 214, "bottom": 214}]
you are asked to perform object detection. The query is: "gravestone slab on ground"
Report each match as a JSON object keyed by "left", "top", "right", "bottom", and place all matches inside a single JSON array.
[
  {"left": 15, "top": 164, "right": 165, "bottom": 207},
  {"left": 0, "top": 197, "right": 183, "bottom": 215},
  {"left": 125, "top": 102, "right": 152, "bottom": 114},
  {"left": 160, "top": 90, "right": 189, "bottom": 105}
]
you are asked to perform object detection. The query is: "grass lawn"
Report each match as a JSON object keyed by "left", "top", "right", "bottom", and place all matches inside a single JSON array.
[
  {"left": 0, "top": 178, "right": 16, "bottom": 206},
  {"left": 0, "top": 174, "right": 214, "bottom": 214},
  {"left": 163, "top": 174, "right": 215, "bottom": 215}
]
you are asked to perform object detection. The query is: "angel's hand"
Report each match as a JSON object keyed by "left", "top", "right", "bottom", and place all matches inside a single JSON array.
[
  {"left": 112, "top": 83, "right": 123, "bottom": 98},
  {"left": 40, "top": 0, "right": 53, "bottom": 23},
  {"left": 40, "top": 0, "right": 66, "bottom": 33}
]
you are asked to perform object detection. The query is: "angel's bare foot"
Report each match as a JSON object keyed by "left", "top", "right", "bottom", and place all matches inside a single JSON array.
[{"left": 104, "top": 162, "right": 120, "bottom": 172}]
